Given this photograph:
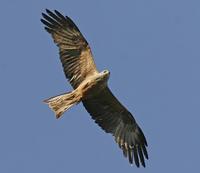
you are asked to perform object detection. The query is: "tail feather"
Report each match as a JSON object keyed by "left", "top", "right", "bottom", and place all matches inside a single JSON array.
[{"left": 44, "top": 91, "right": 81, "bottom": 119}]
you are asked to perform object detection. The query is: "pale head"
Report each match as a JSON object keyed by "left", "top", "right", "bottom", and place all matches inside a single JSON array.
[
  {"left": 100, "top": 69, "right": 110, "bottom": 80},
  {"left": 94, "top": 69, "right": 110, "bottom": 84}
]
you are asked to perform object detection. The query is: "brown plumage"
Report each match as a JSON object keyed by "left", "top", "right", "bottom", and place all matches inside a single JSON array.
[{"left": 41, "top": 9, "right": 148, "bottom": 167}]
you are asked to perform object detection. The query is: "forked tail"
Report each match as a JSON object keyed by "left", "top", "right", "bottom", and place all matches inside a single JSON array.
[{"left": 43, "top": 91, "right": 81, "bottom": 119}]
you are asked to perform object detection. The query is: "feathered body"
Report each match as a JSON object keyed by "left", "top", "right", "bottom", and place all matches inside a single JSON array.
[{"left": 41, "top": 9, "right": 148, "bottom": 167}]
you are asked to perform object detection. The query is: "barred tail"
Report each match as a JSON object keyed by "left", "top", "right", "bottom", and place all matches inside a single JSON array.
[{"left": 43, "top": 91, "right": 81, "bottom": 119}]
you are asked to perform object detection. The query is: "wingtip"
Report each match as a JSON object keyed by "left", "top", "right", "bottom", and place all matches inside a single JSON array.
[
  {"left": 130, "top": 156, "right": 146, "bottom": 168},
  {"left": 46, "top": 8, "right": 50, "bottom": 13},
  {"left": 144, "top": 139, "right": 148, "bottom": 147},
  {"left": 142, "top": 163, "right": 146, "bottom": 167},
  {"left": 40, "top": 18, "right": 46, "bottom": 25},
  {"left": 142, "top": 145, "right": 149, "bottom": 159},
  {"left": 46, "top": 9, "right": 55, "bottom": 14},
  {"left": 46, "top": 9, "right": 55, "bottom": 16},
  {"left": 41, "top": 13, "right": 45, "bottom": 20},
  {"left": 54, "top": 9, "right": 59, "bottom": 14},
  {"left": 44, "top": 27, "right": 51, "bottom": 33},
  {"left": 135, "top": 162, "right": 140, "bottom": 168},
  {"left": 54, "top": 10, "right": 66, "bottom": 20},
  {"left": 41, "top": 9, "right": 54, "bottom": 16}
]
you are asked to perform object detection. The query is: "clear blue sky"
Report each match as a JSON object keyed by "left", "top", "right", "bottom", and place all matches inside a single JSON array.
[{"left": 0, "top": 0, "right": 199, "bottom": 172}]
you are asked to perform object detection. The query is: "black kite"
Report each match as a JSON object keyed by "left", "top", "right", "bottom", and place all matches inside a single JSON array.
[{"left": 41, "top": 9, "right": 148, "bottom": 167}]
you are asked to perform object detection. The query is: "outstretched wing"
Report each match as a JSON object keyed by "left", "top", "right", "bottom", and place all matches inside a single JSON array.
[
  {"left": 41, "top": 9, "right": 98, "bottom": 89},
  {"left": 82, "top": 87, "right": 148, "bottom": 167}
]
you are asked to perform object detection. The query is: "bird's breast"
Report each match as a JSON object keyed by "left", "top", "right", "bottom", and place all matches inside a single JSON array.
[{"left": 78, "top": 76, "right": 107, "bottom": 100}]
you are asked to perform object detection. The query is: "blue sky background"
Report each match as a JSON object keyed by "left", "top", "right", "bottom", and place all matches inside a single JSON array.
[{"left": 0, "top": 0, "right": 200, "bottom": 172}]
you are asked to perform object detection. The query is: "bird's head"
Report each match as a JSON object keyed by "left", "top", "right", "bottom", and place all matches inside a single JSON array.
[
  {"left": 95, "top": 70, "right": 110, "bottom": 84},
  {"left": 100, "top": 69, "right": 110, "bottom": 80}
]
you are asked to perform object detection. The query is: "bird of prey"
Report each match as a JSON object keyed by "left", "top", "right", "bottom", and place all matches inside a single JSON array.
[{"left": 41, "top": 9, "right": 148, "bottom": 167}]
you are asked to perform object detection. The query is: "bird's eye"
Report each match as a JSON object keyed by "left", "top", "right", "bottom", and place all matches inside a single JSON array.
[{"left": 104, "top": 70, "right": 107, "bottom": 73}]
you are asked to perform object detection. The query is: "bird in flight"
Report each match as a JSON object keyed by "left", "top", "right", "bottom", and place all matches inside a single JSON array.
[{"left": 41, "top": 9, "right": 148, "bottom": 167}]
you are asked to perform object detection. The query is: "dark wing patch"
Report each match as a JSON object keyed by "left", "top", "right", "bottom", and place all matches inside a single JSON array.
[
  {"left": 41, "top": 9, "right": 98, "bottom": 89},
  {"left": 82, "top": 87, "right": 148, "bottom": 167}
]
